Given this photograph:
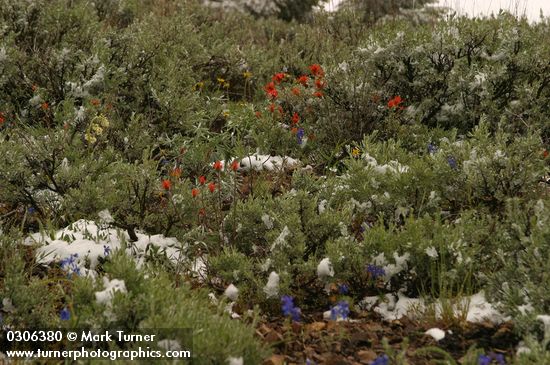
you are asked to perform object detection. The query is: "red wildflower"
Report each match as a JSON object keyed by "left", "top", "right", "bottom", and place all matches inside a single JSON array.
[
  {"left": 388, "top": 96, "right": 403, "bottom": 109},
  {"left": 543, "top": 150, "right": 549, "bottom": 159},
  {"left": 278, "top": 105, "right": 284, "bottom": 115},
  {"left": 265, "top": 82, "right": 278, "bottom": 99},
  {"left": 272, "top": 73, "right": 286, "bottom": 84},
  {"left": 268, "top": 103, "right": 276, "bottom": 113},
  {"left": 199, "top": 175, "right": 206, "bottom": 185},
  {"left": 90, "top": 98, "right": 101, "bottom": 106},
  {"left": 315, "top": 79, "right": 326, "bottom": 89},
  {"left": 231, "top": 160, "right": 239, "bottom": 171},
  {"left": 255, "top": 111, "right": 262, "bottom": 118},
  {"left": 41, "top": 102, "right": 49, "bottom": 111},
  {"left": 162, "top": 179, "right": 171, "bottom": 190},
  {"left": 292, "top": 112, "right": 300, "bottom": 125},
  {"left": 291, "top": 87, "right": 301, "bottom": 96},
  {"left": 199, "top": 208, "right": 206, "bottom": 216},
  {"left": 309, "top": 64, "right": 324, "bottom": 77},
  {"left": 313, "top": 91, "right": 324, "bottom": 98},
  {"left": 297, "top": 75, "right": 309, "bottom": 86},
  {"left": 170, "top": 167, "right": 182, "bottom": 178},
  {"left": 291, "top": 127, "right": 298, "bottom": 134},
  {"left": 0, "top": 112, "right": 4, "bottom": 124},
  {"left": 213, "top": 161, "right": 223, "bottom": 171},
  {"left": 192, "top": 188, "right": 200, "bottom": 198},
  {"left": 208, "top": 182, "right": 216, "bottom": 193}
]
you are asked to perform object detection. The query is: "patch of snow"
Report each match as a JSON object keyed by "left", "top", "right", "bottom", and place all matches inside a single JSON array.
[
  {"left": 537, "top": 315, "right": 550, "bottom": 337},
  {"left": 464, "top": 291, "right": 507, "bottom": 324},
  {"left": 365, "top": 291, "right": 507, "bottom": 324},
  {"left": 224, "top": 284, "right": 239, "bottom": 301},
  {"left": 25, "top": 218, "right": 192, "bottom": 274},
  {"left": 263, "top": 271, "right": 280, "bottom": 299},
  {"left": 374, "top": 292, "right": 424, "bottom": 321},
  {"left": 317, "top": 258, "right": 334, "bottom": 279},
  {"left": 95, "top": 277, "right": 127, "bottom": 305},
  {"left": 359, "top": 296, "right": 379, "bottom": 311},
  {"left": 227, "top": 357, "right": 243, "bottom": 365},
  {"left": 238, "top": 154, "right": 299, "bottom": 171},
  {"left": 425, "top": 328, "right": 445, "bottom": 341}
]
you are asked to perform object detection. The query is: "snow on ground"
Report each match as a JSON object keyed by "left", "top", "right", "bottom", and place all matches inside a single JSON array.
[
  {"left": 361, "top": 290, "right": 508, "bottom": 324},
  {"left": 425, "top": 328, "right": 446, "bottom": 341},
  {"left": 24, "top": 218, "right": 204, "bottom": 277},
  {"left": 95, "top": 277, "right": 127, "bottom": 305},
  {"left": 238, "top": 154, "right": 300, "bottom": 171}
]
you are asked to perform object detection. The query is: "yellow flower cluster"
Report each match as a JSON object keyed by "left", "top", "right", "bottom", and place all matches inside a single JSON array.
[{"left": 85, "top": 114, "right": 109, "bottom": 144}]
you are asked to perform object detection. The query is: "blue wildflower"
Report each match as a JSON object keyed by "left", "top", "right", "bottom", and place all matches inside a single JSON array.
[
  {"left": 493, "top": 353, "right": 505, "bottom": 365},
  {"left": 427, "top": 142, "right": 438, "bottom": 154},
  {"left": 478, "top": 353, "right": 505, "bottom": 365},
  {"left": 281, "top": 295, "right": 301, "bottom": 322},
  {"left": 371, "top": 354, "right": 389, "bottom": 365},
  {"left": 305, "top": 359, "right": 315, "bottom": 365},
  {"left": 478, "top": 354, "right": 491, "bottom": 365},
  {"left": 330, "top": 300, "right": 350, "bottom": 321},
  {"left": 338, "top": 283, "right": 349, "bottom": 295},
  {"left": 60, "top": 307, "right": 70, "bottom": 321},
  {"left": 297, "top": 128, "right": 305, "bottom": 145},
  {"left": 60, "top": 253, "right": 80, "bottom": 277},
  {"left": 447, "top": 156, "right": 457, "bottom": 169},
  {"left": 28, "top": 207, "right": 36, "bottom": 214},
  {"left": 103, "top": 245, "right": 111, "bottom": 257},
  {"left": 366, "top": 264, "right": 385, "bottom": 279}
]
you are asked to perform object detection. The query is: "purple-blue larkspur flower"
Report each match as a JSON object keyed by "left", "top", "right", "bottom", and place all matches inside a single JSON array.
[
  {"left": 103, "top": 245, "right": 111, "bottom": 257},
  {"left": 371, "top": 354, "right": 389, "bottom": 365},
  {"left": 338, "top": 283, "right": 349, "bottom": 295},
  {"left": 297, "top": 128, "right": 305, "bottom": 145},
  {"left": 60, "top": 307, "right": 70, "bottom": 321},
  {"left": 478, "top": 354, "right": 491, "bottom": 365},
  {"left": 281, "top": 295, "right": 301, "bottom": 322},
  {"left": 447, "top": 156, "right": 457, "bottom": 169},
  {"left": 427, "top": 142, "right": 438, "bottom": 154},
  {"left": 366, "top": 264, "right": 385, "bottom": 279},
  {"left": 60, "top": 253, "right": 80, "bottom": 278},
  {"left": 330, "top": 300, "right": 350, "bottom": 321}
]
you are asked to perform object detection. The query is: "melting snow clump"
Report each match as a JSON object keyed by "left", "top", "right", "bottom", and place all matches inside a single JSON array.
[
  {"left": 263, "top": 271, "right": 280, "bottom": 298},
  {"left": 95, "top": 277, "right": 127, "bottom": 305},
  {"left": 224, "top": 284, "right": 239, "bottom": 301},
  {"left": 425, "top": 328, "right": 445, "bottom": 341},
  {"left": 317, "top": 258, "right": 334, "bottom": 279}
]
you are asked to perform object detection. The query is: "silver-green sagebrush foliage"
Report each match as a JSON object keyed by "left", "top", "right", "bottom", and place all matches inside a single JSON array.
[{"left": 1, "top": 0, "right": 550, "bottom": 362}]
